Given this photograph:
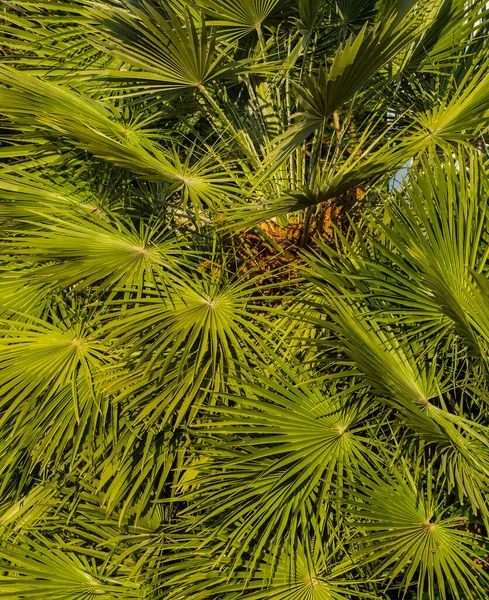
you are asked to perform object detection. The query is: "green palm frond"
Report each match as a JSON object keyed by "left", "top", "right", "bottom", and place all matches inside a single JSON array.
[
  {"left": 0, "top": 67, "right": 236, "bottom": 212},
  {"left": 417, "top": 60, "right": 489, "bottom": 143},
  {"left": 0, "top": 314, "right": 109, "bottom": 427},
  {"left": 1, "top": 211, "right": 184, "bottom": 293},
  {"left": 192, "top": 0, "right": 289, "bottom": 37},
  {"left": 86, "top": 1, "right": 237, "bottom": 94},
  {"left": 102, "top": 254, "right": 273, "bottom": 377},
  {"left": 257, "top": 5, "right": 430, "bottom": 166},
  {"left": 402, "top": 0, "right": 488, "bottom": 73},
  {"left": 178, "top": 361, "right": 380, "bottom": 576},
  {"left": 301, "top": 146, "right": 489, "bottom": 519},
  {"left": 336, "top": 0, "right": 376, "bottom": 26},
  {"left": 349, "top": 468, "right": 489, "bottom": 600},
  {"left": 0, "top": 535, "right": 143, "bottom": 599}
]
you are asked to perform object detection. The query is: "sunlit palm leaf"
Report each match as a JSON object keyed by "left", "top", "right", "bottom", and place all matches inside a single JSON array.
[{"left": 349, "top": 469, "right": 489, "bottom": 600}]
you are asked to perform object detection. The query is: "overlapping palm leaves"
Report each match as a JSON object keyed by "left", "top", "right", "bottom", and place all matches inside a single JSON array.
[
  {"left": 3, "top": 0, "right": 488, "bottom": 223},
  {"left": 85, "top": 1, "right": 237, "bottom": 94},
  {"left": 2, "top": 1, "right": 489, "bottom": 599},
  {"left": 303, "top": 150, "right": 489, "bottom": 520}
]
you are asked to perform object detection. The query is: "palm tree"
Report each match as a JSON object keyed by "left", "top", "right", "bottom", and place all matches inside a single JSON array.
[{"left": 1, "top": 0, "right": 489, "bottom": 598}]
